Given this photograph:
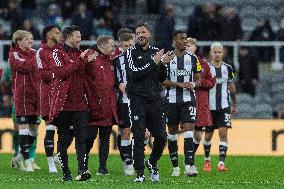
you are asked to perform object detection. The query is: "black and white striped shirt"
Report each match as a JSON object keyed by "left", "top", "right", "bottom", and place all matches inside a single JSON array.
[
  {"left": 165, "top": 52, "right": 201, "bottom": 103},
  {"left": 113, "top": 53, "right": 128, "bottom": 104},
  {"left": 209, "top": 62, "right": 234, "bottom": 110}
]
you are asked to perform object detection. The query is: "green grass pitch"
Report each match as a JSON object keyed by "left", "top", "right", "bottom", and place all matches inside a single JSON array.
[{"left": 0, "top": 154, "right": 283, "bottom": 189}]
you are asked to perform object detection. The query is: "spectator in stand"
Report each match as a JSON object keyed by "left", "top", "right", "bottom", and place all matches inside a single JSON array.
[
  {"left": 249, "top": 19, "right": 275, "bottom": 62},
  {"left": 221, "top": 7, "right": 242, "bottom": 41},
  {"left": 95, "top": 18, "right": 113, "bottom": 38},
  {"left": 1, "top": 0, "right": 24, "bottom": 33},
  {"left": 200, "top": 3, "right": 222, "bottom": 40},
  {"left": 71, "top": 2, "right": 94, "bottom": 40},
  {"left": 20, "top": 0, "right": 37, "bottom": 19},
  {"left": 21, "top": 18, "right": 40, "bottom": 40},
  {"left": 98, "top": 0, "right": 112, "bottom": 17},
  {"left": 104, "top": 9, "right": 122, "bottom": 40},
  {"left": 238, "top": 47, "right": 259, "bottom": 96},
  {"left": 125, "top": 0, "right": 136, "bottom": 14},
  {"left": 59, "top": 0, "right": 76, "bottom": 19},
  {"left": 146, "top": 0, "right": 164, "bottom": 14},
  {"left": 87, "top": 0, "right": 101, "bottom": 19},
  {"left": 276, "top": 19, "right": 284, "bottom": 62},
  {"left": 44, "top": 3, "right": 64, "bottom": 29},
  {"left": 0, "top": 25, "right": 9, "bottom": 40},
  {"left": 187, "top": 5, "right": 203, "bottom": 39},
  {"left": 154, "top": 4, "right": 175, "bottom": 51}
]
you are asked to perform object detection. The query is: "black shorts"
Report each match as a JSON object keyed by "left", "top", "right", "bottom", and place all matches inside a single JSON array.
[
  {"left": 166, "top": 101, "right": 196, "bottom": 125},
  {"left": 117, "top": 103, "right": 131, "bottom": 128},
  {"left": 210, "top": 108, "right": 232, "bottom": 129},
  {"left": 16, "top": 115, "right": 41, "bottom": 125}
]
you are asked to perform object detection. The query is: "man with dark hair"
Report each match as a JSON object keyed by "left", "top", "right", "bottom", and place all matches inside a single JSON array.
[
  {"left": 162, "top": 31, "right": 201, "bottom": 177},
  {"left": 49, "top": 25, "right": 96, "bottom": 181},
  {"left": 36, "top": 25, "right": 61, "bottom": 173},
  {"left": 125, "top": 23, "right": 174, "bottom": 182},
  {"left": 85, "top": 35, "right": 117, "bottom": 176}
]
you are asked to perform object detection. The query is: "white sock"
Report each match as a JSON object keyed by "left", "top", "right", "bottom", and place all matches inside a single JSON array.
[{"left": 47, "top": 157, "right": 55, "bottom": 165}]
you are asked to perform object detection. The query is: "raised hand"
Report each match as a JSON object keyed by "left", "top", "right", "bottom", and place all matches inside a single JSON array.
[{"left": 154, "top": 49, "right": 164, "bottom": 65}]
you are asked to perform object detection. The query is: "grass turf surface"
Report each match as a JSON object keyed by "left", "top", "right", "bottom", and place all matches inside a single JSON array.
[{"left": 0, "top": 154, "right": 283, "bottom": 189}]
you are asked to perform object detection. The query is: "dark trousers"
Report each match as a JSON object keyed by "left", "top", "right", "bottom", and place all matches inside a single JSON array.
[
  {"left": 86, "top": 126, "right": 112, "bottom": 169},
  {"left": 128, "top": 94, "right": 167, "bottom": 172},
  {"left": 54, "top": 111, "right": 89, "bottom": 175}
]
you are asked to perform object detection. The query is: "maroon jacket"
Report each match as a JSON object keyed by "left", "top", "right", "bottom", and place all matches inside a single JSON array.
[
  {"left": 86, "top": 46, "right": 118, "bottom": 126},
  {"left": 36, "top": 42, "right": 59, "bottom": 118},
  {"left": 49, "top": 44, "right": 88, "bottom": 122},
  {"left": 195, "top": 54, "right": 216, "bottom": 127},
  {"left": 9, "top": 46, "right": 39, "bottom": 116}
]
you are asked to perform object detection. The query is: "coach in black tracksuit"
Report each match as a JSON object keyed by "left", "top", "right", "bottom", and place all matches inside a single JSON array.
[{"left": 125, "top": 23, "right": 174, "bottom": 182}]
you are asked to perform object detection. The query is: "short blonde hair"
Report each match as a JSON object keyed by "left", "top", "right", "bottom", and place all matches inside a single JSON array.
[
  {"left": 210, "top": 42, "right": 223, "bottom": 50},
  {"left": 187, "top": 37, "right": 197, "bottom": 46},
  {"left": 97, "top": 35, "right": 114, "bottom": 46},
  {"left": 12, "top": 30, "right": 32, "bottom": 45}
]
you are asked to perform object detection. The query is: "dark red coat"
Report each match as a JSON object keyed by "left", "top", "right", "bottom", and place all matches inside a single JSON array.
[
  {"left": 9, "top": 46, "right": 39, "bottom": 116},
  {"left": 195, "top": 54, "right": 216, "bottom": 127},
  {"left": 49, "top": 44, "right": 88, "bottom": 122},
  {"left": 86, "top": 47, "right": 118, "bottom": 126},
  {"left": 36, "top": 42, "right": 58, "bottom": 118}
]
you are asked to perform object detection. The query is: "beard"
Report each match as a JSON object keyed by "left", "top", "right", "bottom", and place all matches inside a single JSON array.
[{"left": 137, "top": 37, "right": 149, "bottom": 47}]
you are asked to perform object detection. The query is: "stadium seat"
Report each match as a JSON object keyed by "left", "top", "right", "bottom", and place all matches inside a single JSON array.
[
  {"left": 236, "top": 112, "right": 254, "bottom": 119},
  {"left": 237, "top": 93, "right": 254, "bottom": 104},
  {"left": 239, "top": 5, "right": 257, "bottom": 17},
  {"left": 254, "top": 104, "right": 273, "bottom": 114},
  {"left": 253, "top": 94, "right": 272, "bottom": 104},
  {"left": 254, "top": 112, "right": 273, "bottom": 119}
]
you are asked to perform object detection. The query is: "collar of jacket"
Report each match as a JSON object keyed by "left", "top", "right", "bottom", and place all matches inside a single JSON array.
[
  {"left": 11, "top": 45, "right": 33, "bottom": 55},
  {"left": 135, "top": 43, "right": 151, "bottom": 53},
  {"left": 92, "top": 45, "right": 111, "bottom": 59},
  {"left": 63, "top": 43, "right": 79, "bottom": 52}
]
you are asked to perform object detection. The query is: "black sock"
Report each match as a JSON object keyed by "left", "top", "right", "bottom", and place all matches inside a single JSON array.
[
  {"left": 184, "top": 137, "right": 194, "bottom": 166},
  {"left": 121, "top": 140, "right": 132, "bottom": 165},
  {"left": 203, "top": 140, "right": 212, "bottom": 160},
  {"left": 219, "top": 142, "right": 228, "bottom": 163},
  {"left": 193, "top": 139, "right": 199, "bottom": 154},
  {"left": 192, "top": 139, "right": 199, "bottom": 165},
  {"left": 183, "top": 131, "right": 194, "bottom": 166},
  {"left": 44, "top": 129, "right": 55, "bottom": 157},
  {"left": 168, "top": 135, "right": 178, "bottom": 167},
  {"left": 117, "top": 133, "right": 125, "bottom": 162},
  {"left": 19, "top": 133, "right": 30, "bottom": 160},
  {"left": 127, "top": 144, "right": 133, "bottom": 164}
]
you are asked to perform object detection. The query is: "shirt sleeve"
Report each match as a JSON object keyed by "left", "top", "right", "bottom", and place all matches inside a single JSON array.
[
  {"left": 9, "top": 51, "right": 33, "bottom": 73},
  {"left": 228, "top": 65, "right": 234, "bottom": 83},
  {"left": 193, "top": 55, "right": 202, "bottom": 74}
]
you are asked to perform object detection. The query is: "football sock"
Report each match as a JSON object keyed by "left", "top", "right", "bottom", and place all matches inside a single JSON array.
[
  {"left": 183, "top": 131, "right": 194, "bottom": 166},
  {"left": 219, "top": 141, "right": 228, "bottom": 163},
  {"left": 19, "top": 128, "right": 30, "bottom": 160},
  {"left": 203, "top": 140, "right": 212, "bottom": 160},
  {"left": 44, "top": 125, "right": 56, "bottom": 157},
  {"left": 168, "top": 134, "right": 178, "bottom": 167},
  {"left": 12, "top": 131, "right": 19, "bottom": 157}
]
